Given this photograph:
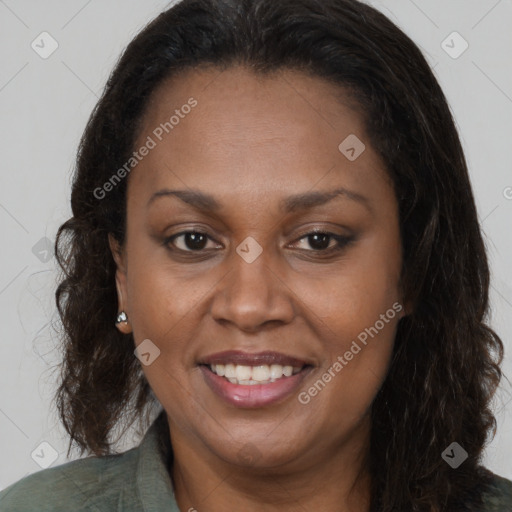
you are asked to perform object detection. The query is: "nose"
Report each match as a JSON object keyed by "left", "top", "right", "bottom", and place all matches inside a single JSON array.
[{"left": 209, "top": 244, "right": 296, "bottom": 332}]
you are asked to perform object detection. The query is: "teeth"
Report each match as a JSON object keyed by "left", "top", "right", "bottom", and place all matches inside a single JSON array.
[
  {"left": 270, "top": 364, "right": 283, "bottom": 379},
  {"left": 224, "top": 364, "right": 236, "bottom": 378},
  {"left": 209, "top": 363, "right": 303, "bottom": 385},
  {"left": 235, "top": 365, "right": 252, "bottom": 381},
  {"left": 252, "top": 365, "right": 270, "bottom": 381}
]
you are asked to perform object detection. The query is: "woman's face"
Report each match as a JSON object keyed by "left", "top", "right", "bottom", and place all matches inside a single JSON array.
[{"left": 110, "top": 65, "right": 405, "bottom": 471}]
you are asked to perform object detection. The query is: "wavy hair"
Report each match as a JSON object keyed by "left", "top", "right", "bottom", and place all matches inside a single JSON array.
[{"left": 53, "top": 0, "right": 505, "bottom": 510}]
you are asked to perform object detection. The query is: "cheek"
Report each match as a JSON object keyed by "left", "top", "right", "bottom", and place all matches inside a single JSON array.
[
  {"left": 124, "top": 256, "right": 205, "bottom": 417},
  {"left": 292, "top": 230, "right": 401, "bottom": 408},
  {"left": 124, "top": 245, "right": 225, "bottom": 383},
  {"left": 125, "top": 248, "right": 202, "bottom": 334},
  {"left": 293, "top": 245, "right": 402, "bottom": 345},
  {"left": 298, "top": 305, "right": 398, "bottom": 431}
]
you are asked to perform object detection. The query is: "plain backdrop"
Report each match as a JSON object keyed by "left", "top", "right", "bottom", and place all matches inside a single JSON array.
[{"left": 0, "top": 0, "right": 511, "bottom": 490}]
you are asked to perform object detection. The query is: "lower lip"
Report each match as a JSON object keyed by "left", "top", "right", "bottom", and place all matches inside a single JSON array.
[{"left": 199, "top": 365, "right": 313, "bottom": 408}]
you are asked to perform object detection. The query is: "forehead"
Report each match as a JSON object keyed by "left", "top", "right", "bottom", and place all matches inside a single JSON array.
[{"left": 128, "top": 65, "right": 389, "bottom": 209}]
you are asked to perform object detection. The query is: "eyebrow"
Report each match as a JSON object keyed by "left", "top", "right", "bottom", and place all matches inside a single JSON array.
[{"left": 147, "top": 187, "right": 371, "bottom": 214}]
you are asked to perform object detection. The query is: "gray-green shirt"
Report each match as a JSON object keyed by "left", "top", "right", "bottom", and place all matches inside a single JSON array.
[{"left": 1, "top": 411, "right": 511, "bottom": 511}]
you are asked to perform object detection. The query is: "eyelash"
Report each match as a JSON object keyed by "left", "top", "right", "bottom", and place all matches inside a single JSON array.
[{"left": 163, "top": 229, "right": 354, "bottom": 257}]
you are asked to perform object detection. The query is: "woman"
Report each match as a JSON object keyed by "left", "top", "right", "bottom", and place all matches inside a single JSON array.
[{"left": 1, "top": 0, "right": 511, "bottom": 510}]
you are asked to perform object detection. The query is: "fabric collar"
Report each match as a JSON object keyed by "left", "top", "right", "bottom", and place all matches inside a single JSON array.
[{"left": 135, "top": 410, "right": 180, "bottom": 511}]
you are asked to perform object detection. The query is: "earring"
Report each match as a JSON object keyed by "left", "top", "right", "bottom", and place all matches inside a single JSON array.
[{"left": 116, "top": 311, "right": 128, "bottom": 324}]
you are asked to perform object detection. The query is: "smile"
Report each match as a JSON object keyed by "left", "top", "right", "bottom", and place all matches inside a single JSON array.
[{"left": 199, "top": 363, "right": 313, "bottom": 408}]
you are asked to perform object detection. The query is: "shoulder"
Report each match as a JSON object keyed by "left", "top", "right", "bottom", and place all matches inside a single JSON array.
[
  {"left": 0, "top": 447, "right": 139, "bottom": 512},
  {"left": 479, "top": 471, "right": 512, "bottom": 511}
]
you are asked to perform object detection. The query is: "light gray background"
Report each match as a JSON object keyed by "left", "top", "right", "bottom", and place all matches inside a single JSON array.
[{"left": 1, "top": 0, "right": 511, "bottom": 490}]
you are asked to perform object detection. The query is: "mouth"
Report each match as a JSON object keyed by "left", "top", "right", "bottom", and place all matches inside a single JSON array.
[
  {"left": 198, "top": 350, "right": 312, "bottom": 384},
  {"left": 197, "top": 350, "right": 314, "bottom": 408}
]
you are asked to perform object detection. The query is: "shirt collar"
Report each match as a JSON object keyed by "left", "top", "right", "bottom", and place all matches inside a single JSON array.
[{"left": 135, "top": 410, "right": 181, "bottom": 511}]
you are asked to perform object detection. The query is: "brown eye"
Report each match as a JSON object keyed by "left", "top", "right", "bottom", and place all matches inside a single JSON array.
[
  {"left": 293, "top": 231, "right": 354, "bottom": 253},
  {"left": 304, "top": 233, "right": 331, "bottom": 250},
  {"left": 165, "top": 231, "right": 218, "bottom": 252}
]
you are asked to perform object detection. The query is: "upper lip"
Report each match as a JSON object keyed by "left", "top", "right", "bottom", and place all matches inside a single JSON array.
[{"left": 199, "top": 350, "right": 311, "bottom": 367}]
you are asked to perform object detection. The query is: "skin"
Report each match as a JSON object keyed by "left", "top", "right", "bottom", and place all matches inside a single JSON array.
[{"left": 109, "top": 65, "right": 407, "bottom": 512}]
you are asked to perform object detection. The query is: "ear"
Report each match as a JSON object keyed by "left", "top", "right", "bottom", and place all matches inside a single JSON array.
[{"left": 109, "top": 233, "right": 133, "bottom": 334}]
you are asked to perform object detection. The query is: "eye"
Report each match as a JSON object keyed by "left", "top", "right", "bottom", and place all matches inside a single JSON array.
[
  {"left": 291, "top": 231, "right": 354, "bottom": 253},
  {"left": 165, "top": 231, "right": 220, "bottom": 252}
]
